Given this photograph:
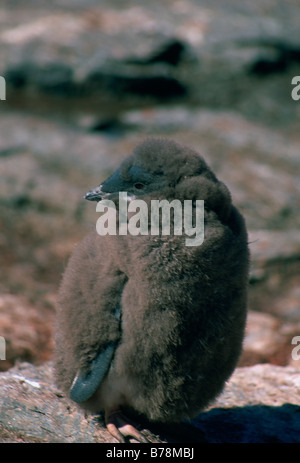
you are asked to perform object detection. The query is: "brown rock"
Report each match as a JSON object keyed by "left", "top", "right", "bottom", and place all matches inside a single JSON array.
[
  {"left": 0, "top": 294, "right": 54, "bottom": 371},
  {"left": 240, "top": 311, "right": 291, "bottom": 366},
  {"left": 247, "top": 230, "right": 300, "bottom": 321}
]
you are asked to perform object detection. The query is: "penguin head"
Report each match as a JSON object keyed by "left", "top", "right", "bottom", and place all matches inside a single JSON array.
[
  {"left": 85, "top": 138, "right": 210, "bottom": 201},
  {"left": 85, "top": 164, "right": 168, "bottom": 202},
  {"left": 85, "top": 138, "right": 232, "bottom": 221}
]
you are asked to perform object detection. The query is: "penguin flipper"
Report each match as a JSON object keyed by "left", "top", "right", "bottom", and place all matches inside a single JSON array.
[
  {"left": 70, "top": 342, "right": 117, "bottom": 403},
  {"left": 70, "top": 301, "right": 121, "bottom": 403}
]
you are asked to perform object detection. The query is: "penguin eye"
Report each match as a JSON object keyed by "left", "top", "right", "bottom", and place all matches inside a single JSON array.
[{"left": 134, "top": 183, "right": 145, "bottom": 190}]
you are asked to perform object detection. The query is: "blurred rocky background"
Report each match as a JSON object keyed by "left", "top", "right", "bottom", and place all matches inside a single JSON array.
[{"left": 0, "top": 0, "right": 299, "bottom": 443}]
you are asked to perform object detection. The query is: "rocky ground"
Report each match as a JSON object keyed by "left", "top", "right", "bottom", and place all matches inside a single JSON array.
[{"left": 0, "top": 0, "right": 300, "bottom": 443}]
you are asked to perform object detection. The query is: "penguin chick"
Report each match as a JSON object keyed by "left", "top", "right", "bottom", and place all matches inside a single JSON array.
[{"left": 54, "top": 138, "right": 249, "bottom": 443}]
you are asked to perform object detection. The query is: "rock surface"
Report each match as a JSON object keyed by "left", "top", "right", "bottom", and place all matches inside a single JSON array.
[
  {"left": 1, "top": 0, "right": 300, "bottom": 125},
  {"left": 0, "top": 362, "right": 299, "bottom": 443},
  {"left": 240, "top": 310, "right": 300, "bottom": 367}
]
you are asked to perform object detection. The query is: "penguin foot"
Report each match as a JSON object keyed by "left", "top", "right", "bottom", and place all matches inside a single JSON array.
[{"left": 105, "top": 408, "right": 148, "bottom": 443}]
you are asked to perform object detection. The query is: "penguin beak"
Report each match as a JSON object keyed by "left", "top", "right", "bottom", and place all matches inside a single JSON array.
[
  {"left": 85, "top": 185, "right": 108, "bottom": 201},
  {"left": 85, "top": 168, "right": 124, "bottom": 202},
  {"left": 85, "top": 185, "right": 120, "bottom": 202}
]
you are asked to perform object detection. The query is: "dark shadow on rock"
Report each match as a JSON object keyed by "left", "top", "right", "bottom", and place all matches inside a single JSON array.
[
  {"left": 125, "top": 39, "right": 187, "bottom": 67},
  {"left": 5, "top": 62, "right": 77, "bottom": 96},
  {"left": 89, "top": 118, "right": 129, "bottom": 138},
  {"left": 249, "top": 41, "right": 300, "bottom": 76},
  {"left": 5, "top": 61, "right": 187, "bottom": 102},
  {"left": 126, "top": 404, "right": 300, "bottom": 443},
  {"left": 192, "top": 404, "right": 300, "bottom": 443},
  {"left": 85, "top": 72, "right": 187, "bottom": 100}
]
